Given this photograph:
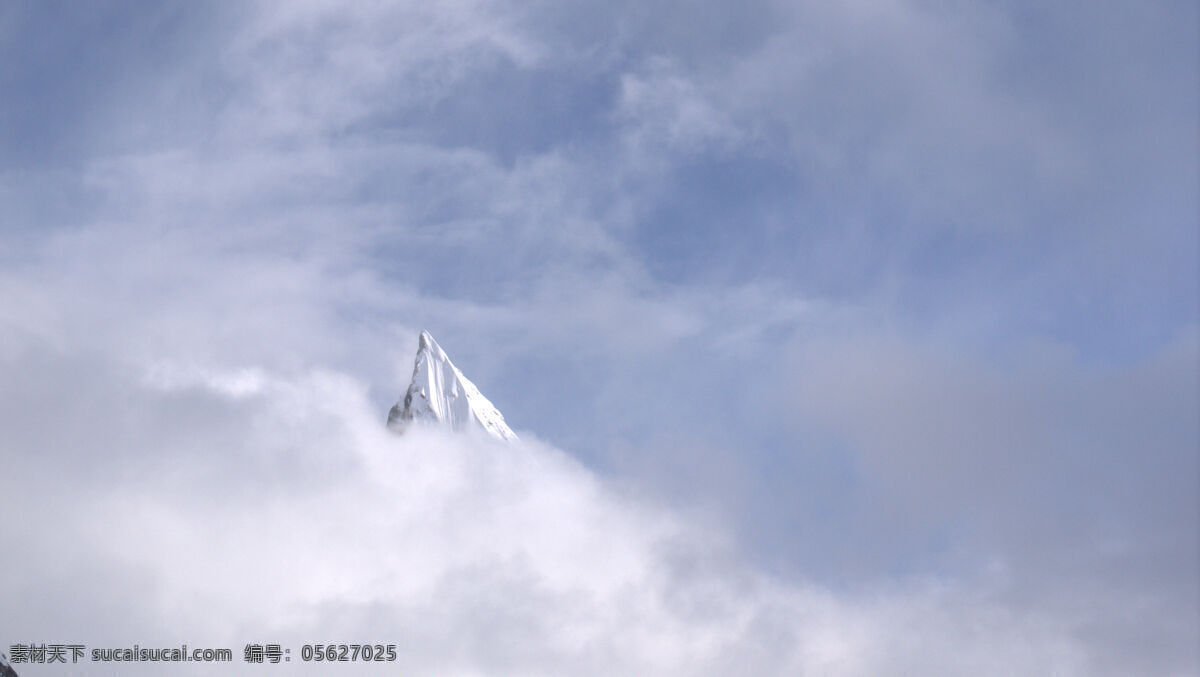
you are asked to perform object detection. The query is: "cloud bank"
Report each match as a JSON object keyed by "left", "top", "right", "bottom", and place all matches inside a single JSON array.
[{"left": 0, "top": 344, "right": 1154, "bottom": 676}]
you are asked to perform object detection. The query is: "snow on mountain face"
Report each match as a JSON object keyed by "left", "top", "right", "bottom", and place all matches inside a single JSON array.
[{"left": 387, "top": 331, "right": 518, "bottom": 441}]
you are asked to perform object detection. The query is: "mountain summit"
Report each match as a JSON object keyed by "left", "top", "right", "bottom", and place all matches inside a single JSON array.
[{"left": 387, "top": 331, "right": 518, "bottom": 441}]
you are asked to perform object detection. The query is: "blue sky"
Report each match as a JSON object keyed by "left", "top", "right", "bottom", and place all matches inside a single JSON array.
[{"left": 1, "top": 1, "right": 1196, "bottom": 674}]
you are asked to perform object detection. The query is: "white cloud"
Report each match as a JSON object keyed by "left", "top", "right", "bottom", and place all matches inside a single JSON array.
[
  {"left": 0, "top": 353, "right": 1135, "bottom": 675},
  {"left": 617, "top": 57, "right": 744, "bottom": 154},
  {"left": 219, "top": 0, "right": 544, "bottom": 140}
]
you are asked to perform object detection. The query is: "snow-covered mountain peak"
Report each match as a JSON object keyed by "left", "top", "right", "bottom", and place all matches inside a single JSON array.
[{"left": 387, "top": 331, "right": 517, "bottom": 442}]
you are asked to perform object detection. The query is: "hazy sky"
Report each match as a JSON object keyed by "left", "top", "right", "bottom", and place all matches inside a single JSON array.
[{"left": 1, "top": 1, "right": 1196, "bottom": 674}]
